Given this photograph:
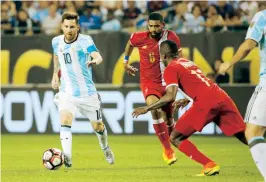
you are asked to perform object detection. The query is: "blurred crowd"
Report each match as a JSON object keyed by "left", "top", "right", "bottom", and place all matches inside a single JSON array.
[{"left": 1, "top": 0, "right": 266, "bottom": 36}]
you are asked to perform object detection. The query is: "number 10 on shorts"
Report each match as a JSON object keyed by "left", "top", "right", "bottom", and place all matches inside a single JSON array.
[{"left": 96, "top": 110, "right": 102, "bottom": 120}]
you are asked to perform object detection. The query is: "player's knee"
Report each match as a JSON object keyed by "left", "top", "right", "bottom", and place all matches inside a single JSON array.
[
  {"left": 91, "top": 122, "right": 105, "bottom": 132},
  {"left": 60, "top": 111, "right": 73, "bottom": 126},
  {"left": 151, "top": 109, "right": 161, "bottom": 119},
  {"left": 245, "top": 124, "right": 265, "bottom": 140}
]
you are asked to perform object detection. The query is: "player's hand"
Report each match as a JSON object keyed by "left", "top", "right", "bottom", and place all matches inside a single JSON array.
[
  {"left": 86, "top": 60, "right": 96, "bottom": 67},
  {"left": 218, "top": 62, "right": 232, "bottom": 75},
  {"left": 132, "top": 107, "right": 148, "bottom": 118},
  {"left": 51, "top": 73, "right": 59, "bottom": 90},
  {"left": 124, "top": 63, "right": 138, "bottom": 76},
  {"left": 172, "top": 99, "right": 190, "bottom": 112}
]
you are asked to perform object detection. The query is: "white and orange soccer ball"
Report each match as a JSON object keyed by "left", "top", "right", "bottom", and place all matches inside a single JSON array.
[{"left": 42, "top": 148, "right": 64, "bottom": 170}]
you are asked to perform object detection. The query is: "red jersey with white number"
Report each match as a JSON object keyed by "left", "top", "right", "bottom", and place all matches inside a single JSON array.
[
  {"left": 164, "top": 58, "right": 228, "bottom": 101},
  {"left": 130, "top": 30, "right": 181, "bottom": 85}
]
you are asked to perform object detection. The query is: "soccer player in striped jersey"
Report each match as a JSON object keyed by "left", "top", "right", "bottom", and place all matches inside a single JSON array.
[
  {"left": 51, "top": 12, "right": 114, "bottom": 167},
  {"left": 219, "top": 9, "right": 266, "bottom": 181}
]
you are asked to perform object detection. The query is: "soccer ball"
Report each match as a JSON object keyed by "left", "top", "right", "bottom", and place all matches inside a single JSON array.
[{"left": 42, "top": 148, "right": 64, "bottom": 170}]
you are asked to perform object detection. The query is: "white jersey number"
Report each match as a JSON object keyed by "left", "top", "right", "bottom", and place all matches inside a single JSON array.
[{"left": 191, "top": 69, "right": 210, "bottom": 87}]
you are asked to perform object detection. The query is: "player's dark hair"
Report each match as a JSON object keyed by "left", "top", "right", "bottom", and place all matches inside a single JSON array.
[
  {"left": 62, "top": 12, "right": 79, "bottom": 24},
  {"left": 148, "top": 12, "right": 164, "bottom": 22},
  {"left": 160, "top": 40, "right": 179, "bottom": 58}
]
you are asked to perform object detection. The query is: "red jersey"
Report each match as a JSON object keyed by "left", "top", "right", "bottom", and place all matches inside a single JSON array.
[
  {"left": 130, "top": 30, "right": 181, "bottom": 85},
  {"left": 164, "top": 58, "right": 228, "bottom": 101}
]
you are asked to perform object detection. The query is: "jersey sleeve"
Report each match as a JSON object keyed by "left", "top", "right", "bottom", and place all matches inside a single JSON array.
[
  {"left": 245, "top": 12, "right": 266, "bottom": 43},
  {"left": 85, "top": 36, "right": 99, "bottom": 53},
  {"left": 52, "top": 37, "right": 59, "bottom": 56},
  {"left": 129, "top": 33, "right": 139, "bottom": 47},
  {"left": 164, "top": 65, "right": 180, "bottom": 89}
]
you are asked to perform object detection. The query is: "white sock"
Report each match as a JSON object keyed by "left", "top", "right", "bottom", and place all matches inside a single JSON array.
[
  {"left": 60, "top": 125, "right": 72, "bottom": 163},
  {"left": 248, "top": 136, "right": 266, "bottom": 180},
  {"left": 95, "top": 127, "right": 108, "bottom": 150}
]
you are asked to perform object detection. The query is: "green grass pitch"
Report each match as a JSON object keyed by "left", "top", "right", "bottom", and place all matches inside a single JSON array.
[{"left": 1, "top": 135, "right": 263, "bottom": 182}]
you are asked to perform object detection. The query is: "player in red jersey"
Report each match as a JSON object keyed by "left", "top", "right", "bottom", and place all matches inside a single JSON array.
[
  {"left": 132, "top": 40, "right": 248, "bottom": 176},
  {"left": 124, "top": 12, "right": 181, "bottom": 165}
]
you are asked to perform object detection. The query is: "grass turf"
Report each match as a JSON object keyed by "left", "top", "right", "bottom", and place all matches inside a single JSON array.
[{"left": 1, "top": 135, "right": 262, "bottom": 182}]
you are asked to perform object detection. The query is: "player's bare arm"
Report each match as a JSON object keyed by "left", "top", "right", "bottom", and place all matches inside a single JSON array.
[
  {"left": 218, "top": 39, "right": 257, "bottom": 75},
  {"left": 51, "top": 54, "right": 59, "bottom": 90},
  {"left": 124, "top": 40, "right": 138, "bottom": 76},
  {"left": 132, "top": 85, "right": 178, "bottom": 118},
  {"left": 86, "top": 51, "right": 103, "bottom": 66},
  {"left": 172, "top": 98, "right": 190, "bottom": 112}
]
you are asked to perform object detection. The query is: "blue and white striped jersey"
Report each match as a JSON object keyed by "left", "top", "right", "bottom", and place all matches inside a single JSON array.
[
  {"left": 52, "top": 33, "right": 98, "bottom": 97},
  {"left": 246, "top": 10, "right": 266, "bottom": 83}
]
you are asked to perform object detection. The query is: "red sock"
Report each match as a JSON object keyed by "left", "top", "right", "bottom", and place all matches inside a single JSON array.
[
  {"left": 178, "top": 140, "right": 212, "bottom": 166},
  {"left": 153, "top": 122, "right": 172, "bottom": 151}
]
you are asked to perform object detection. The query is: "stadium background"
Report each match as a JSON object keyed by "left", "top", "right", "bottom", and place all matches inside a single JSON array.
[
  {"left": 2, "top": 0, "right": 264, "bottom": 134},
  {"left": 1, "top": 31, "right": 258, "bottom": 135},
  {"left": 1, "top": 1, "right": 265, "bottom": 182}
]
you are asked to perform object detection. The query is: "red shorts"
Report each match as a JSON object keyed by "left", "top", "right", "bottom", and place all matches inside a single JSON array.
[
  {"left": 140, "top": 82, "right": 173, "bottom": 117},
  {"left": 175, "top": 97, "right": 246, "bottom": 136},
  {"left": 140, "top": 82, "right": 165, "bottom": 99}
]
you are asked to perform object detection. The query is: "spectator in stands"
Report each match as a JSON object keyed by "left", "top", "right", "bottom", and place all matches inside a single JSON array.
[
  {"left": 185, "top": 4, "right": 205, "bottom": 33},
  {"left": 2, "top": 1, "right": 17, "bottom": 18},
  {"left": 79, "top": 8, "right": 102, "bottom": 30},
  {"left": 147, "top": 1, "right": 169, "bottom": 14},
  {"left": 74, "top": 0, "right": 87, "bottom": 16},
  {"left": 42, "top": 4, "right": 61, "bottom": 35},
  {"left": 217, "top": 1, "right": 235, "bottom": 21},
  {"left": 16, "top": 9, "right": 33, "bottom": 35},
  {"left": 199, "top": 1, "right": 209, "bottom": 20},
  {"left": 238, "top": 1, "right": 258, "bottom": 23},
  {"left": 20, "top": 1, "right": 33, "bottom": 13},
  {"left": 123, "top": 1, "right": 142, "bottom": 27},
  {"left": 101, "top": 0, "right": 117, "bottom": 10},
  {"left": 56, "top": 1, "right": 67, "bottom": 14},
  {"left": 65, "top": 1, "right": 77, "bottom": 13},
  {"left": 205, "top": 4, "right": 225, "bottom": 32},
  {"left": 31, "top": 1, "right": 49, "bottom": 23},
  {"left": 258, "top": 2, "right": 266, "bottom": 11},
  {"left": 1, "top": 3, "right": 15, "bottom": 34},
  {"left": 113, "top": 1, "right": 124, "bottom": 21},
  {"left": 101, "top": 9, "right": 121, "bottom": 31},
  {"left": 215, "top": 60, "right": 229, "bottom": 84},
  {"left": 171, "top": 2, "right": 193, "bottom": 34},
  {"left": 226, "top": 8, "right": 249, "bottom": 31}
]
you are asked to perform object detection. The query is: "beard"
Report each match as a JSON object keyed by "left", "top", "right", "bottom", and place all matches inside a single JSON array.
[
  {"left": 150, "top": 31, "right": 162, "bottom": 38},
  {"left": 65, "top": 34, "right": 75, "bottom": 41}
]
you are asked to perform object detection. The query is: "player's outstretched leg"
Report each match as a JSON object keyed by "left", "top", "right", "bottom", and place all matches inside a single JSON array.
[
  {"left": 60, "top": 111, "right": 73, "bottom": 168},
  {"left": 245, "top": 123, "right": 266, "bottom": 181},
  {"left": 153, "top": 117, "right": 176, "bottom": 165},
  {"left": 170, "top": 130, "right": 220, "bottom": 176},
  {"left": 146, "top": 95, "right": 176, "bottom": 165},
  {"left": 162, "top": 104, "right": 175, "bottom": 135},
  {"left": 92, "top": 122, "right": 115, "bottom": 165}
]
